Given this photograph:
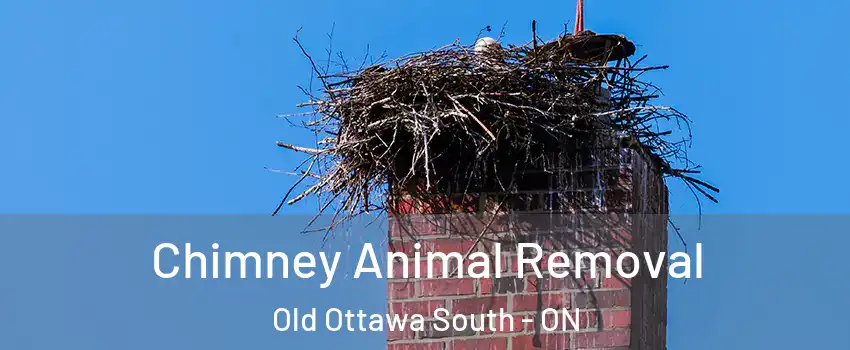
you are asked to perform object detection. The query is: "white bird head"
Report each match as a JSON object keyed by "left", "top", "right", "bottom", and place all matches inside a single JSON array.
[{"left": 474, "top": 37, "right": 500, "bottom": 54}]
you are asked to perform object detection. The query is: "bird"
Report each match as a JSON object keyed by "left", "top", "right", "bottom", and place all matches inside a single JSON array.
[{"left": 474, "top": 37, "right": 501, "bottom": 54}]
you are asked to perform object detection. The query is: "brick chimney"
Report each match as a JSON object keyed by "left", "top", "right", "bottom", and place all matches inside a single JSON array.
[{"left": 386, "top": 140, "right": 669, "bottom": 349}]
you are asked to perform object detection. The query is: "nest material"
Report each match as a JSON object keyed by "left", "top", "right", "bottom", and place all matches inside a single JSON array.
[{"left": 277, "top": 30, "right": 718, "bottom": 229}]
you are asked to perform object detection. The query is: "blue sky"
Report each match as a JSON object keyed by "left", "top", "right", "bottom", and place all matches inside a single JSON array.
[{"left": 1, "top": 0, "right": 848, "bottom": 349}]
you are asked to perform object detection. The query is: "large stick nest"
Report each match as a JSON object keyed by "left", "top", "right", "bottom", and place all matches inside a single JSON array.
[{"left": 277, "top": 30, "right": 718, "bottom": 231}]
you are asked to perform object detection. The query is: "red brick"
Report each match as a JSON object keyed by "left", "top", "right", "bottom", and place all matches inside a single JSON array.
[
  {"left": 452, "top": 296, "right": 508, "bottom": 315},
  {"left": 390, "top": 239, "right": 476, "bottom": 257},
  {"left": 512, "top": 254, "right": 548, "bottom": 275},
  {"left": 501, "top": 254, "right": 511, "bottom": 273},
  {"left": 388, "top": 197, "right": 416, "bottom": 215},
  {"left": 387, "top": 257, "right": 447, "bottom": 279},
  {"left": 390, "top": 281, "right": 417, "bottom": 300},
  {"left": 422, "top": 239, "right": 477, "bottom": 255},
  {"left": 513, "top": 293, "right": 567, "bottom": 312},
  {"left": 601, "top": 309, "right": 631, "bottom": 329},
  {"left": 526, "top": 276, "right": 542, "bottom": 292},
  {"left": 572, "top": 290, "right": 630, "bottom": 309},
  {"left": 540, "top": 253, "right": 570, "bottom": 273},
  {"left": 527, "top": 274, "right": 599, "bottom": 292},
  {"left": 442, "top": 254, "right": 506, "bottom": 278},
  {"left": 444, "top": 214, "right": 493, "bottom": 234},
  {"left": 511, "top": 335, "right": 536, "bottom": 350},
  {"left": 480, "top": 278, "right": 493, "bottom": 295},
  {"left": 387, "top": 341, "right": 444, "bottom": 350},
  {"left": 611, "top": 230, "right": 632, "bottom": 245},
  {"left": 561, "top": 273, "right": 600, "bottom": 290},
  {"left": 389, "top": 241, "right": 413, "bottom": 256},
  {"left": 511, "top": 333, "right": 570, "bottom": 350},
  {"left": 389, "top": 224, "right": 441, "bottom": 238},
  {"left": 391, "top": 300, "right": 445, "bottom": 317},
  {"left": 390, "top": 215, "right": 447, "bottom": 237},
  {"left": 420, "top": 278, "right": 475, "bottom": 297},
  {"left": 602, "top": 275, "right": 632, "bottom": 289},
  {"left": 421, "top": 259, "right": 448, "bottom": 279},
  {"left": 573, "top": 330, "right": 630, "bottom": 348},
  {"left": 450, "top": 337, "right": 507, "bottom": 350},
  {"left": 480, "top": 313, "right": 528, "bottom": 334},
  {"left": 577, "top": 310, "right": 599, "bottom": 329},
  {"left": 387, "top": 326, "right": 416, "bottom": 341},
  {"left": 391, "top": 194, "right": 479, "bottom": 214},
  {"left": 484, "top": 277, "right": 524, "bottom": 294}
]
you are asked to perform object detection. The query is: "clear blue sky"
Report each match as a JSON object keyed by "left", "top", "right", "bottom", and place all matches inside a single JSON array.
[{"left": 1, "top": 0, "right": 848, "bottom": 349}]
